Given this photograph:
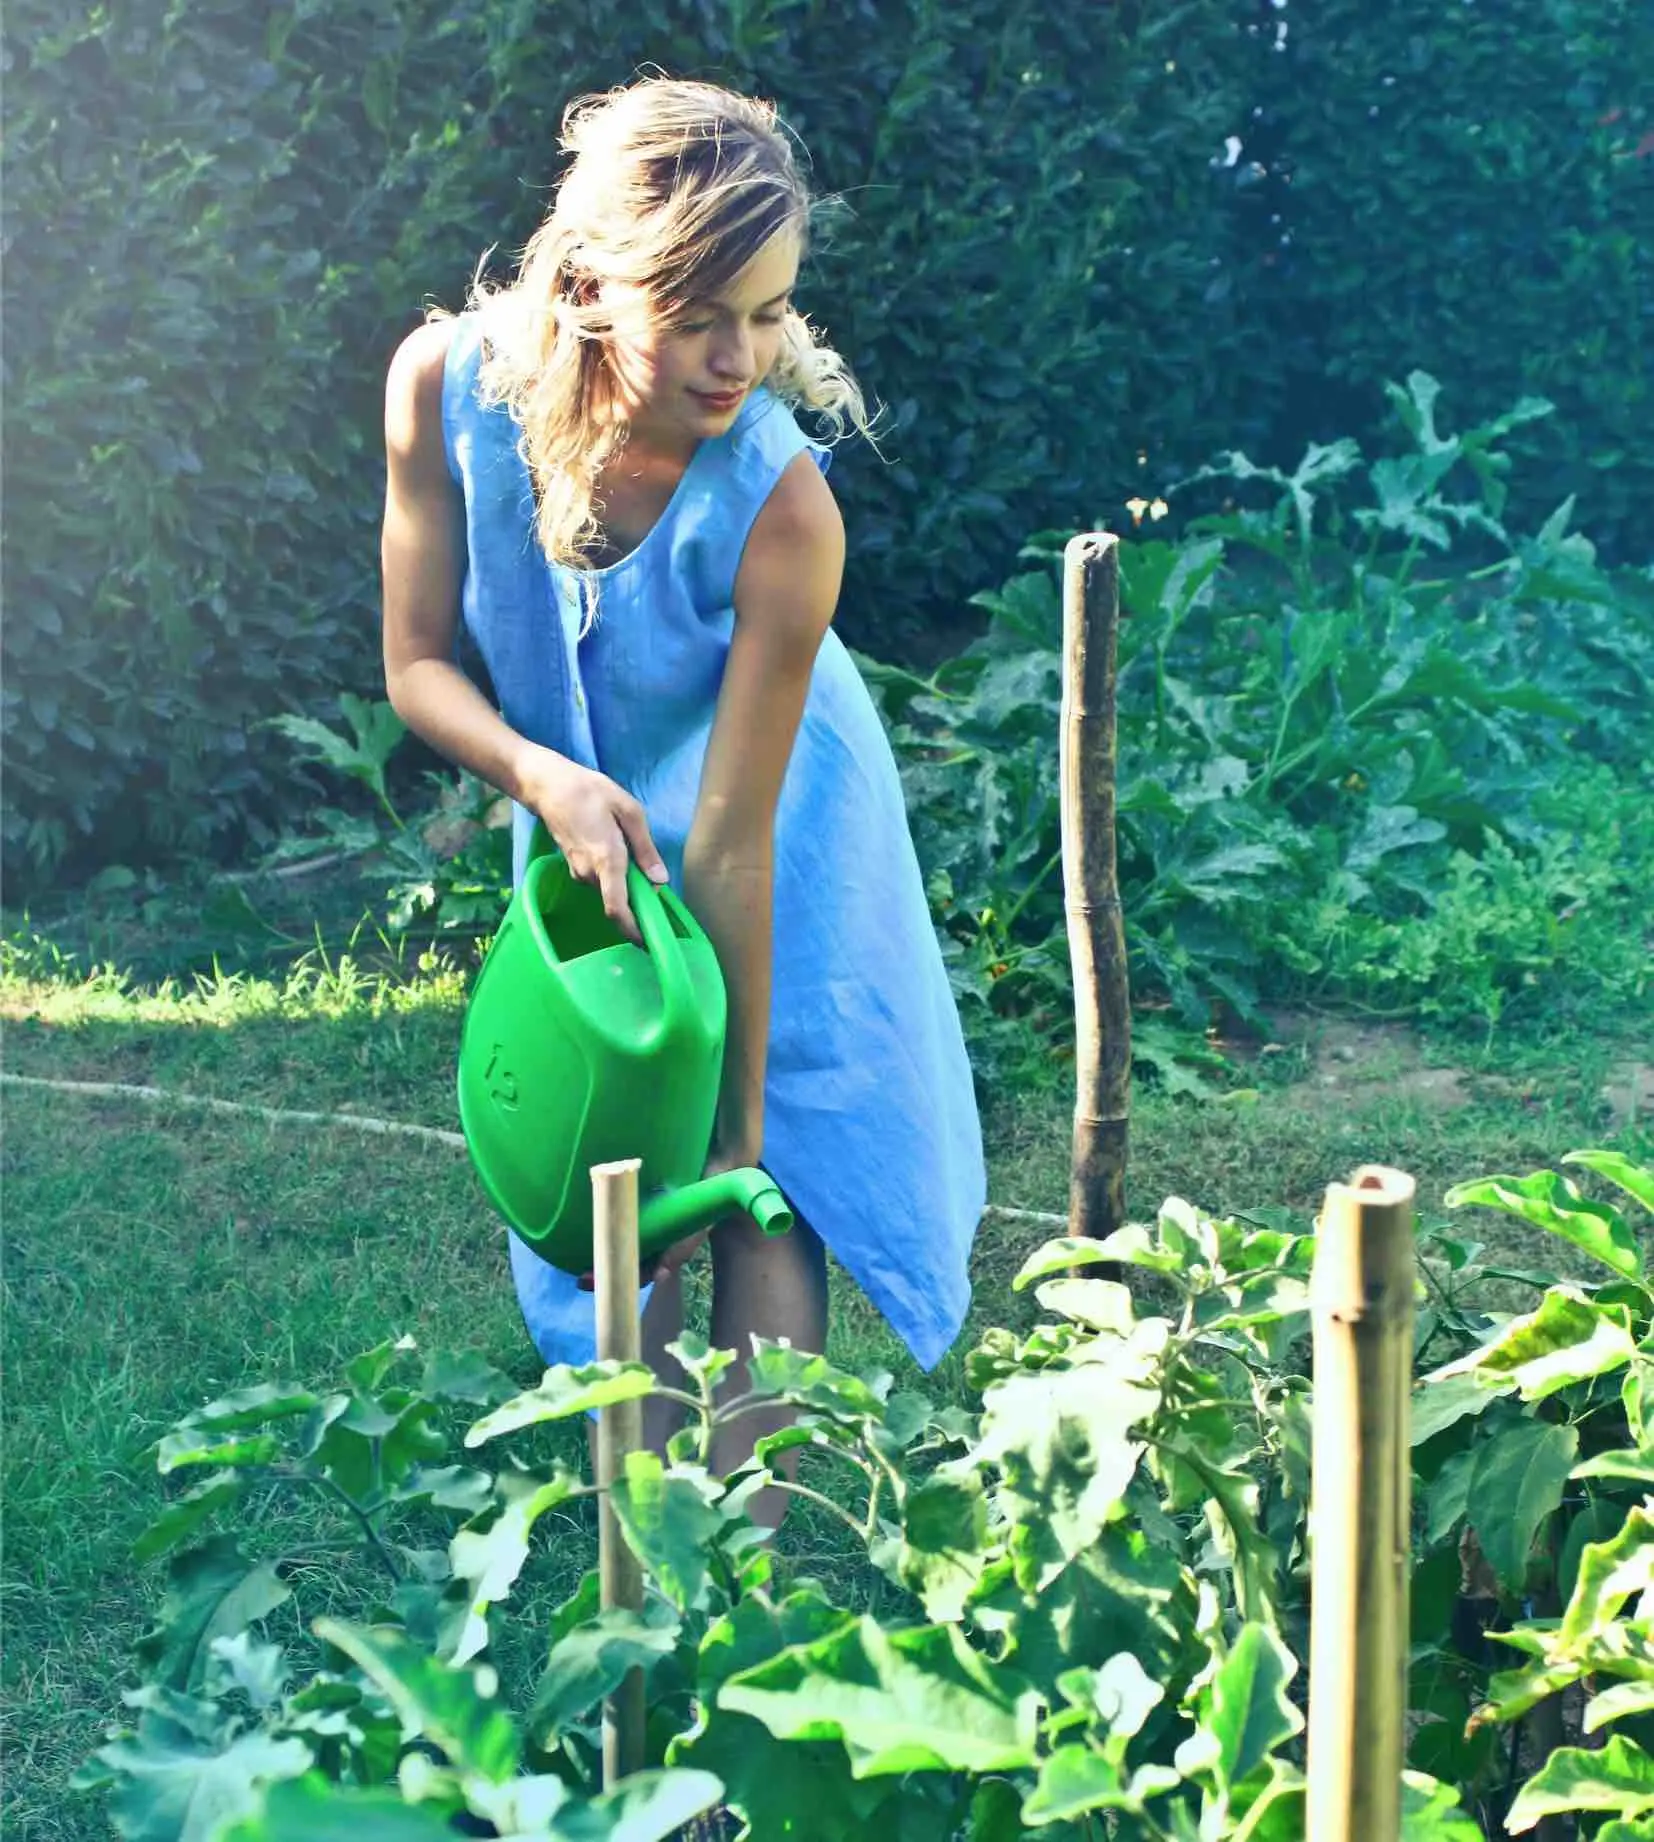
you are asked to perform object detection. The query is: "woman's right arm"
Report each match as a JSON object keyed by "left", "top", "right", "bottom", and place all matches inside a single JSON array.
[{"left": 380, "top": 320, "right": 666, "bottom": 939}]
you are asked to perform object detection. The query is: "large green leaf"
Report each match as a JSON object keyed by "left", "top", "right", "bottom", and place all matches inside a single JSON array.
[
  {"left": 156, "top": 1429, "right": 282, "bottom": 1475},
  {"left": 1010, "top": 1237, "right": 1122, "bottom": 1289},
  {"left": 1564, "top": 1151, "right": 1654, "bottom": 1220},
  {"left": 742, "top": 1344, "right": 887, "bottom": 1421},
  {"left": 135, "top": 1536, "right": 291, "bottom": 1692},
  {"left": 1587, "top": 1681, "right": 1654, "bottom": 1735},
  {"left": 419, "top": 1347, "right": 516, "bottom": 1405},
  {"left": 221, "top": 1774, "right": 459, "bottom": 1839},
  {"left": 719, "top": 1616, "right": 1040, "bottom": 1777},
  {"left": 472, "top": 1767, "right": 727, "bottom": 1840},
  {"left": 1507, "top": 1735, "right": 1654, "bottom": 1832},
  {"left": 883, "top": 1469, "right": 989, "bottom": 1622},
  {"left": 1410, "top": 1370, "right": 1515, "bottom": 1446},
  {"left": 1400, "top": 1773, "right": 1486, "bottom": 1841},
  {"left": 1466, "top": 1418, "right": 1579, "bottom": 1590},
  {"left": 532, "top": 1602, "right": 681, "bottom": 1740},
  {"left": 1436, "top": 1287, "right": 1636, "bottom": 1402},
  {"left": 672, "top": 1594, "right": 910, "bottom": 1837},
  {"left": 312, "top": 1618, "right": 520, "bottom": 1783},
  {"left": 134, "top": 1474, "right": 244, "bottom": 1562},
  {"left": 464, "top": 1362, "right": 655, "bottom": 1446},
  {"left": 1021, "top": 1748, "right": 1179, "bottom": 1824},
  {"left": 970, "top": 1529, "right": 1199, "bottom": 1713},
  {"left": 1561, "top": 1504, "right": 1654, "bottom": 1647},
  {"left": 96, "top": 1697, "right": 310, "bottom": 1842},
  {"left": 1177, "top": 1623, "right": 1302, "bottom": 1797},
  {"left": 974, "top": 1359, "right": 1157, "bottom": 1586},
  {"left": 181, "top": 1384, "right": 325, "bottom": 1431},
  {"left": 1446, "top": 1170, "right": 1642, "bottom": 1280},
  {"left": 609, "top": 1453, "right": 731, "bottom": 1613},
  {"left": 448, "top": 1468, "right": 579, "bottom": 1662}
]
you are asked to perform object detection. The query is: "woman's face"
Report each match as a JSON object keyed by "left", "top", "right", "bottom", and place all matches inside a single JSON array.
[{"left": 603, "top": 228, "right": 801, "bottom": 461}]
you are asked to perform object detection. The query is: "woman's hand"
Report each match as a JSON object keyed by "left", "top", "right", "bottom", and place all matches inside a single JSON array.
[{"left": 518, "top": 746, "right": 667, "bottom": 945}]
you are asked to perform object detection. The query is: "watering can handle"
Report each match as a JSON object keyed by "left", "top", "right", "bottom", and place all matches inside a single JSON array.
[{"left": 629, "top": 865, "right": 706, "bottom": 1050}]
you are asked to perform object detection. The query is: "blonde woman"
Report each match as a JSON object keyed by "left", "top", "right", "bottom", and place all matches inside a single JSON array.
[{"left": 381, "top": 77, "right": 984, "bottom": 1527}]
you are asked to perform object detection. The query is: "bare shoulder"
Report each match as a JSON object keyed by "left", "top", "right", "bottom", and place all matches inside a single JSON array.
[
  {"left": 385, "top": 318, "right": 460, "bottom": 475},
  {"left": 738, "top": 451, "right": 845, "bottom": 643},
  {"left": 748, "top": 449, "right": 844, "bottom": 560}
]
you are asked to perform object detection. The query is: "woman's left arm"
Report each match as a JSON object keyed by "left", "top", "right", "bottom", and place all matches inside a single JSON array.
[{"left": 681, "top": 450, "right": 845, "bottom": 1169}]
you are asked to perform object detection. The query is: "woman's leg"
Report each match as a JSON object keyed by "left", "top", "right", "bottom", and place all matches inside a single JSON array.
[{"left": 707, "top": 1211, "right": 829, "bottom": 1532}]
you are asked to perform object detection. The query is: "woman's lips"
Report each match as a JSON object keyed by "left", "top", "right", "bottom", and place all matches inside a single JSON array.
[{"left": 690, "top": 387, "right": 745, "bottom": 411}]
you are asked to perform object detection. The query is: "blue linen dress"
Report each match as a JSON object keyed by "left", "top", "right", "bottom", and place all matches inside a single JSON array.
[{"left": 442, "top": 313, "right": 985, "bottom": 1370}]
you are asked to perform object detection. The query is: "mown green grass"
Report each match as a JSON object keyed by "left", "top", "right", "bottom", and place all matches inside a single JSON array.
[{"left": 3, "top": 931, "right": 1647, "bottom": 1841}]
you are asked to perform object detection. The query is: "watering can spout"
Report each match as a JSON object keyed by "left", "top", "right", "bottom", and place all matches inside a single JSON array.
[{"left": 638, "top": 1168, "right": 794, "bottom": 1260}]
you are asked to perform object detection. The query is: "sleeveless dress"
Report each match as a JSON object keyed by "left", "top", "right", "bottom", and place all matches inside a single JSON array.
[{"left": 442, "top": 313, "right": 985, "bottom": 1371}]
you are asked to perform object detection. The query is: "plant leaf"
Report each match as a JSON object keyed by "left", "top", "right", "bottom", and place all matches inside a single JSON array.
[
  {"left": 532, "top": 1602, "right": 681, "bottom": 1740},
  {"left": 720, "top": 1616, "right": 1040, "bottom": 1776},
  {"left": 464, "top": 1362, "right": 655, "bottom": 1445},
  {"left": 134, "top": 1474, "right": 244, "bottom": 1562},
  {"left": 609, "top": 1453, "right": 731, "bottom": 1614},
  {"left": 449, "top": 1468, "right": 580, "bottom": 1662},
  {"left": 1507, "top": 1735, "right": 1654, "bottom": 1832},
  {"left": 98, "top": 1714, "right": 311, "bottom": 1842},
  {"left": 1197, "top": 1623, "right": 1303, "bottom": 1795},
  {"left": 136, "top": 1536, "right": 291, "bottom": 1692},
  {"left": 313, "top": 1618, "right": 520, "bottom": 1783},
  {"left": 1411, "top": 1370, "right": 1515, "bottom": 1446},
  {"left": 220, "top": 1774, "right": 460, "bottom": 1838},
  {"left": 1434, "top": 1287, "right": 1636, "bottom": 1402},
  {"left": 1466, "top": 1418, "right": 1579, "bottom": 1591},
  {"left": 1565, "top": 1151, "right": 1654, "bottom": 1219},
  {"left": 1400, "top": 1772, "right": 1486, "bottom": 1840},
  {"left": 974, "top": 1358, "right": 1157, "bottom": 1586},
  {"left": 1446, "top": 1170, "right": 1641, "bottom": 1280},
  {"left": 1561, "top": 1504, "right": 1654, "bottom": 1647},
  {"left": 1011, "top": 1237, "right": 1121, "bottom": 1289},
  {"left": 1588, "top": 1681, "right": 1654, "bottom": 1736},
  {"left": 1022, "top": 1748, "right": 1180, "bottom": 1823}
]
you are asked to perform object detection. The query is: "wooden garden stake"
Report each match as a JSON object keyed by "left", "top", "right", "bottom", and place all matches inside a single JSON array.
[
  {"left": 1061, "top": 533, "right": 1130, "bottom": 1242},
  {"left": 591, "top": 1158, "right": 646, "bottom": 1786},
  {"left": 1307, "top": 1165, "right": 1416, "bottom": 1842}
]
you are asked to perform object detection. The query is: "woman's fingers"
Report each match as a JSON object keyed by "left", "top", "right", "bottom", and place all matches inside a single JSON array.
[
  {"left": 613, "top": 794, "right": 669, "bottom": 886},
  {"left": 592, "top": 837, "right": 642, "bottom": 945}
]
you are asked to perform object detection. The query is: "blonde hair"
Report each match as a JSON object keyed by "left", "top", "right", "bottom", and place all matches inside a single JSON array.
[{"left": 458, "top": 77, "right": 873, "bottom": 571}]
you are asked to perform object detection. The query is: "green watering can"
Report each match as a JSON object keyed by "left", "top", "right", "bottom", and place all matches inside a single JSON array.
[{"left": 456, "top": 832, "right": 792, "bottom": 1274}]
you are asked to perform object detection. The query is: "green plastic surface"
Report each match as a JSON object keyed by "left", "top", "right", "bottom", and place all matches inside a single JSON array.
[{"left": 456, "top": 831, "right": 791, "bottom": 1273}]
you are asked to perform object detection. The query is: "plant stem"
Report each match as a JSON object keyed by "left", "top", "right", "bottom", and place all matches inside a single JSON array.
[{"left": 767, "top": 1478, "right": 867, "bottom": 1538}]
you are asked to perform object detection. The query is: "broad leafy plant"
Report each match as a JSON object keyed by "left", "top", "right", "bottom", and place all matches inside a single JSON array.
[
  {"left": 861, "top": 373, "right": 1654, "bottom": 1041},
  {"left": 84, "top": 1168, "right": 1617, "bottom": 1839},
  {"left": 1411, "top": 1151, "right": 1654, "bottom": 1833}
]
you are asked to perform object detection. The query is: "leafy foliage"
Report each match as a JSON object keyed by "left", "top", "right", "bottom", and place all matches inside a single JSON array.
[
  {"left": 862, "top": 375, "right": 1654, "bottom": 1038},
  {"left": 8, "top": 0, "right": 1648, "bottom": 892},
  {"left": 115, "top": 1161, "right": 1654, "bottom": 1836}
]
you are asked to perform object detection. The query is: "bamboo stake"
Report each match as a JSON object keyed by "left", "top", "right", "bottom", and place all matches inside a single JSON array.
[
  {"left": 592, "top": 1158, "right": 646, "bottom": 1786},
  {"left": 1061, "top": 532, "right": 1130, "bottom": 1243},
  {"left": 1307, "top": 1165, "right": 1416, "bottom": 1842}
]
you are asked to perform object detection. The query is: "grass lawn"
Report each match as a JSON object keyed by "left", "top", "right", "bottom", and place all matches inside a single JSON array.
[{"left": 3, "top": 893, "right": 1648, "bottom": 1840}]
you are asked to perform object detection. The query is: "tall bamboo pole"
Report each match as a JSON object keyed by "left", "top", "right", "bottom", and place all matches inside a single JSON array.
[
  {"left": 592, "top": 1158, "right": 646, "bottom": 1786},
  {"left": 1060, "top": 533, "right": 1130, "bottom": 1242},
  {"left": 1307, "top": 1165, "right": 1416, "bottom": 1842}
]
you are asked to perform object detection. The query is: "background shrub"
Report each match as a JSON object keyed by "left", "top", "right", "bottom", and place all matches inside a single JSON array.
[{"left": 2, "top": 0, "right": 1647, "bottom": 888}]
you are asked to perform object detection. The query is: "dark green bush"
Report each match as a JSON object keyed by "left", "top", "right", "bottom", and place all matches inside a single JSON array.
[
  {"left": 3, "top": 0, "right": 1647, "bottom": 889},
  {"left": 1223, "top": 0, "right": 1653, "bottom": 547}
]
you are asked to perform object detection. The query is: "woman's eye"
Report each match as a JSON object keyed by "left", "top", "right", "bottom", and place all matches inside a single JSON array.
[
  {"left": 678, "top": 320, "right": 713, "bottom": 335},
  {"left": 755, "top": 313, "right": 786, "bottom": 328}
]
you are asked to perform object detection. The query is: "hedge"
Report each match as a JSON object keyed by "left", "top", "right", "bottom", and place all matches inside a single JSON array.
[{"left": 2, "top": 0, "right": 1647, "bottom": 885}]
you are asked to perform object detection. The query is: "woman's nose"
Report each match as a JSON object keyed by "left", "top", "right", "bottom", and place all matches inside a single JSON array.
[{"left": 710, "top": 325, "right": 753, "bottom": 381}]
